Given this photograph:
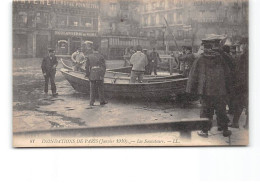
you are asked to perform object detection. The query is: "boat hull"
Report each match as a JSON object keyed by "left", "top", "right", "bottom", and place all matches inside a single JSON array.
[{"left": 61, "top": 68, "right": 188, "bottom": 100}]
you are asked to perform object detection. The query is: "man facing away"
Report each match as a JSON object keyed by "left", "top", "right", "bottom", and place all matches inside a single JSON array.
[
  {"left": 41, "top": 48, "right": 58, "bottom": 97},
  {"left": 149, "top": 48, "right": 161, "bottom": 75},
  {"left": 85, "top": 45, "right": 107, "bottom": 106},
  {"left": 71, "top": 47, "right": 85, "bottom": 71},
  {"left": 129, "top": 45, "right": 148, "bottom": 83}
]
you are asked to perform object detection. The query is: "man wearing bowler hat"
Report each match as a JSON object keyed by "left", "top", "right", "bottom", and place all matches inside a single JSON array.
[{"left": 41, "top": 48, "right": 58, "bottom": 97}]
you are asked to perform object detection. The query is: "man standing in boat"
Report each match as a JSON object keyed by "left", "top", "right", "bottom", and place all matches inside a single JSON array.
[
  {"left": 41, "top": 48, "right": 58, "bottom": 97},
  {"left": 149, "top": 48, "right": 162, "bottom": 75},
  {"left": 85, "top": 44, "right": 107, "bottom": 106},
  {"left": 71, "top": 47, "right": 85, "bottom": 71},
  {"left": 129, "top": 45, "right": 148, "bottom": 83}
]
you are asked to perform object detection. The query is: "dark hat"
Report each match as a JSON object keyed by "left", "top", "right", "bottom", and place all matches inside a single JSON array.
[{"left": 136, "top": 45, "right": 142, "bottom": 51}]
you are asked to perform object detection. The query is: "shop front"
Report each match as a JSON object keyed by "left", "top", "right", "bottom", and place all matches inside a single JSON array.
[{"left": 53, "top": 30, "right": 98, "bottom": 55}]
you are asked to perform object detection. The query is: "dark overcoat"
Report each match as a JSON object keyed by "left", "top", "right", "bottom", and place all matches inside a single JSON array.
[
  {"left": 41, "top": 56, "right": 58, "bottom": 74},
  {"left": 85, "top": 52, "right": 106, "bottom": 81},
  {"left": 186, "top": 51, "right": 231, "bottom": 96},
  {"left": 234, "top": 51, "right": 248, "bottom": 95}
]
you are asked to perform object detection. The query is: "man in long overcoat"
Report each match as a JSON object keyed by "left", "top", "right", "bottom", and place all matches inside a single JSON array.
[
  {"left": 186, "top": 41, "right": 232, "bottom": 137},
  {"left": 230, "top": 38, "right": 248, "bottom": 128},
  {"left": 85, "top": 45, "right": 107, "bottom": 106},
  {"left": 41, "top": 49, "right": 58, "bottom": 97}
]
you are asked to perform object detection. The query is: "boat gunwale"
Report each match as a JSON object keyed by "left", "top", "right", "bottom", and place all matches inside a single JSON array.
[{"left": 60, "top": 68, "right": 188, "bottom": 86}]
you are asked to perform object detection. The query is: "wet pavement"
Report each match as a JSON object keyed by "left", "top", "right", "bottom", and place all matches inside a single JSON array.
[{"left": 13, "top": 58, "right": 248, "bottom": 146}]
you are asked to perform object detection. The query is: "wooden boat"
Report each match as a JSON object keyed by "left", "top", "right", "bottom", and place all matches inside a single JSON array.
[
  {"left": 60, "top": 58, "right": 183, "bottom": 81},
  {"left": 60, "top": 68, "right": 188, "bottom": 100}
]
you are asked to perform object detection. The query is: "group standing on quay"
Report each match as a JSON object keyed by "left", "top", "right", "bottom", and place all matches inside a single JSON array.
[{"left": 41, "top": 36, "right": 248, "bottom": 138}]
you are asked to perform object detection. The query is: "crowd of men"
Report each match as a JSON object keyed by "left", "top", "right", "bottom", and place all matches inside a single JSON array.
[
  {"left": 185, "top": 36, "right": 248, "bottom": 137},
  {"left": 41, "top": 36, "right": 248, "bottom": 138}
]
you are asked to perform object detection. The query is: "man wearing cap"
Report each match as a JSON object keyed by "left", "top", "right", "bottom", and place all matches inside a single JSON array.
[
  {"left": 186, "top": 40, "right": 232, "bottom": 138},
  {"left": 71, "top": 47, "right": 85, "bottom": 71},
  {"left": 41, "top": 49, "right": 58, "bottom": 97},
  {"left": 129, "top": 45, "right": 148, "bottom": 83},
  {"left": 85, "top": 45, "right": 107, "bottom": 106}
]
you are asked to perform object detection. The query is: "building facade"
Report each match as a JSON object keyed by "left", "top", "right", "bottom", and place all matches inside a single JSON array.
[
  {"left": 138, "top": 0, "right": 248, "bottom": 50},
  {"left": 13, "top": 0, "right": 99, "bottom": 58}
]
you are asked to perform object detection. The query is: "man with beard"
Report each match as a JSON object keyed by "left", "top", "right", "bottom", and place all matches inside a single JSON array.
[{"left": 186, "top": 39, "right": 232, "bottom": 138}]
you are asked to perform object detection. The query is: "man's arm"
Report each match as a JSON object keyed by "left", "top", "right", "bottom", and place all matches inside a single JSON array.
[
  {"left": 144, "top": 55, "right": 148, "bottom": 66},
  {"left": 71, "top": 52, "right": 77, "bottom": 63},
  {"left": 157, "top": 52, "right": 162, "bottom": 62},
  {"left": 129, "top": 54, "right": 135, "bottom": 66},
  {"left": 41, "top": 58, "right": 46, "bottom": 75},
  {"left": 85, "top": 57, "right": 90, "bottom": 78},
  {"left": 52, "top": 56, "right": 58, "bottom": 69}
]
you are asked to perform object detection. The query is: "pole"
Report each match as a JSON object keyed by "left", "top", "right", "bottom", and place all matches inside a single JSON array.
[{"left": 163, "top": 17, "right": 180, "bottom": 52}]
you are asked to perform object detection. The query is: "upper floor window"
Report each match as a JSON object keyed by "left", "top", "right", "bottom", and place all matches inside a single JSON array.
[
  {"left": 36, "top": 12, "right": 48, "bottom": 27},
  {"left": 17, "top": 12, "right": 27, "bottom": 24}
]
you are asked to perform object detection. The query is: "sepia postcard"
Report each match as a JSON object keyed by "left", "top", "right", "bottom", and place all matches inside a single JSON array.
[{"left": 13, "top": 0, "right": 249, "bottom": 147}]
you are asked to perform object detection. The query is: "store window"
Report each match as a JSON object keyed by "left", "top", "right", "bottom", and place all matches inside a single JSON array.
[
  {"left": 57, "top": 15, "right": 67, "bottom": 26},
  {"left": 56, "top": 39, "right": 68, "bottom": 55},
  {"left": 81, "top": 17, "right": 92, "bottom": 28},
  {"left": 69, "top": 16, "right": 79, "bottom": 27}
]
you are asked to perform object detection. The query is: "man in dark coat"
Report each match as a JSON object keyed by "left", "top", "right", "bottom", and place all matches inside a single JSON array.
[
  {"left": 41, "top": 49, "right": 58, "bottom": 97},
  {"left": 230, "top": 38, "right": 248, "bottom": 128},
  {"left": 186, "top": 42, "right": 232, "bottom": 137},
  {"left": 149, "top": 48, "right": 161, "bottom": 75},
  {"left": 143, "top": 49, "right": 151, "bottom": 75},
  {"left": 85, "top": 45, "right": 107, "bottom": 106},
  {"left": 178, "top": 46, "right": 196, "bottom": 77}
]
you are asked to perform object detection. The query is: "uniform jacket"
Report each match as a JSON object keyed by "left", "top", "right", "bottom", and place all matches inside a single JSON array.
[
  {"left": 85, "top": 51, "right": 106, "bottom": 81},
  {"left": 130, "top": 51, "right": 148, "bottom": 72},
  {"left": 41, "top": 55, "right": 58, "bottom": 74},
  {"left": 186, "top": 50, "right": 231, "bottom": 96}
]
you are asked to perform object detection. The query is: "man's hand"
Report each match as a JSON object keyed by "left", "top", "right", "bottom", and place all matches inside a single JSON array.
[{"left": 43, "top": 73, "right": 46, "bottom": 76}]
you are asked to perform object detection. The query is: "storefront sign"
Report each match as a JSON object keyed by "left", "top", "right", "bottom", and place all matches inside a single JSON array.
[
  {"left": 54, "top": 31, "right": 96, "bottom": 37},
  {"left": 13, "top": 0, "right": 99, "bottom": 9}
]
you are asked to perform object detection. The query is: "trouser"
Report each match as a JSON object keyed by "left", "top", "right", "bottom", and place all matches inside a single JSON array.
[
  {"left": 44, "top": 70, "right": 56, "bottom": 94},
  {"left": 232, "top": 93, "right": 248, "bottom": 126},
  {"left": 90, "top": 80, "right": 105, "bottom": 104},
  {"left": 200, "top": 96, "right": 230, "bottom": 132},
  {"left": 150, "top": 62, "right": 158, "bottom": 75},
  {"left": 130, "top": 71, "right": 144, "bottom": 83}
]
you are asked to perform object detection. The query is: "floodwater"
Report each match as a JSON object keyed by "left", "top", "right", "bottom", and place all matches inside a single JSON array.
[{"left": 13, "top": 58, "right": 248, "bottom": 146}]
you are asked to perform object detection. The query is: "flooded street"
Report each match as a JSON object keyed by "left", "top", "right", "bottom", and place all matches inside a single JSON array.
[{"left": 13, "top": 58, "right": 248, "bottom": 146}]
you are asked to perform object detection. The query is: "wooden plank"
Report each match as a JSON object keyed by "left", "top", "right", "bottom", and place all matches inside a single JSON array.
[{"left": 14, "top": 118, "right": 210, "bottom": 140}]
